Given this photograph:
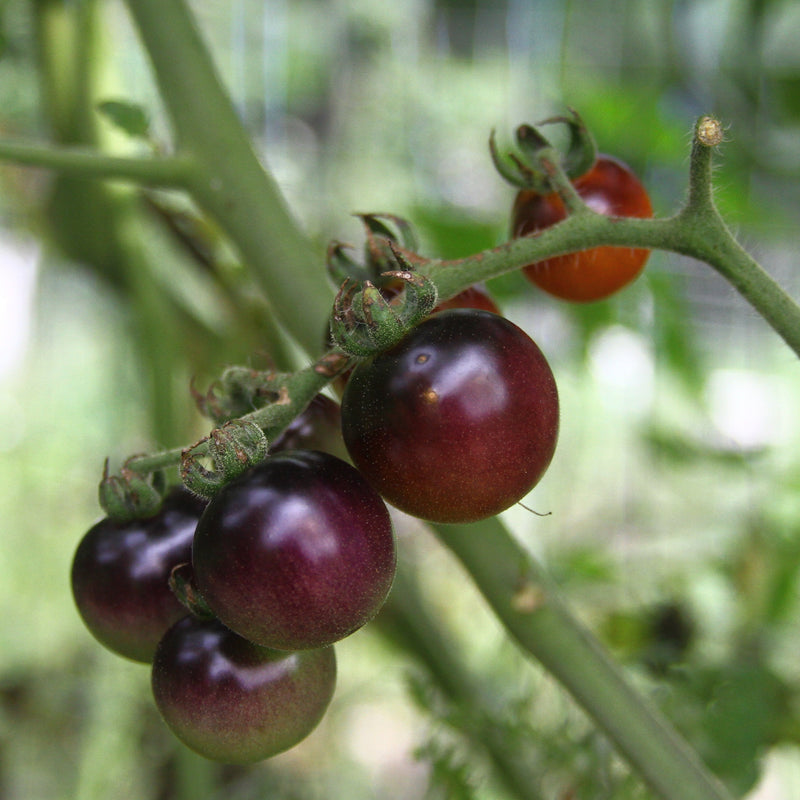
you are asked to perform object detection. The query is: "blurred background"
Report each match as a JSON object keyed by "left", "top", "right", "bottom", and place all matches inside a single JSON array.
[{"left": 3, "top": 0, "right": 800, "bottom": 798}]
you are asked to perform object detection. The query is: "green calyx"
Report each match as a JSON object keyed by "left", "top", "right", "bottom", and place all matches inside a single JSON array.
[
  {"left": 168, "top": 562, "right": 215, "bottom": 620},
  {"left": 180, "top": 419, "right": 269, "bottom": 499},
  {"left": 490, "top": 108, "right": 598, "bottom": 193},
  {"left": 98, "top": 458, "right": 163, "bottom": 522},
  {"left": 326, "top": 212, "right": 420, "bottom": 288},
  {"left": 329, "top": 267, "right": 438, "bottom": 357}
]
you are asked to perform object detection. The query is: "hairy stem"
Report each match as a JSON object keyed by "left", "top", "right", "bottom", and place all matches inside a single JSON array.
[
  {"left": 433, "top": 518, "right": 734, "bottom": 800},
  {"left": 125, "top": 351, "right": 351, "bottom": 474}
]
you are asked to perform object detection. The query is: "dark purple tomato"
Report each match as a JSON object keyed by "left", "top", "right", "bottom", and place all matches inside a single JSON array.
[
  {"left": 71, "top": 488, "right": 206, "bottom": 663},
  {"left": 340, "top": 309, "right": 559, "bottom": 524},
  {"left": 513, "top": 155, "right": 653, "bottom": 302},
  {"left": 269, "top": 393, "right": 349, "bottom": 462},
  {"left": 192, "top": 450, "right": 396, "bottom": 651},
  {"left": 152, "top": 615, "right": 336, "bottom": 763}
]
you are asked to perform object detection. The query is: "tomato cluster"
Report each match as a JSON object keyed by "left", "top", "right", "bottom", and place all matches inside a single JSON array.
[
  {"left": 72, "top": 141, "right": 651, "bottom": 762},
  {"left": 71, "top": 402, "right": 395, "bottom": 763},
  {"left": 71, "top": 302, "right": 561, "bottom": 761}
]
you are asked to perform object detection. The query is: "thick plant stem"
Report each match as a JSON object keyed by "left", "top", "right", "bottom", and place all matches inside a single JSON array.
[
  {"left": 123, "top": 0, "right": 332, "bottom": 356},
  {"left": 433, "top": 518, "right": 734, "bottom": 800}
]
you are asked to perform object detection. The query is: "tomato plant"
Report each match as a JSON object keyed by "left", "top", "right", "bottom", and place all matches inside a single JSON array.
[
  {"left": 7, "top": 0, "right": 797, "bottom": 795},
  {"left": 191, "top": 450, "right": 396, "bottom": 651},
  {"left": 340, "top": 309, "right": 559, "bottom": 524},
  {"left": 70, "top": 487, "right": 206, "bottom": 663},
  {"left": 512, "top": 155, "right": 653, "bottom": 302},
  {"left": 151, "top": 615, "right": 336, "bottom": 763}
]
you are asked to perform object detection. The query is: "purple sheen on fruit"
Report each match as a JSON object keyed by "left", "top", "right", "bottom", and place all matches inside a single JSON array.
[
  {"left": 192, "top": 450, "right": 396, "bottom": 651},
  {"left": 71, "top": 488, "right": 206, "bottom": 663},
  {"left": 151, "top": 615, "right": 336, "bottom": 763},
  {"left": 341, "top": 309, "right": 559, "bottom": 524}
]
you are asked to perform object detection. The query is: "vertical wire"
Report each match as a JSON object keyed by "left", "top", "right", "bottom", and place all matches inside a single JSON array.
[{"left": 230, "top": 0, "right": 247, "bottom": 121}]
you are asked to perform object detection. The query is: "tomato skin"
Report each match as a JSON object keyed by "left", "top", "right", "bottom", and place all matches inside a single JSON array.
[
  {"left": 433, "top": 284, "right": 499, "bottom": 314},
  {"left": 71, "top": 488, "right": 206, "bottom": 663},
  {"left": 192, "top": 450, "right": 395, "bottom": 651},
  {"left": 151, "top": 615, "right": 336, "bottom": 763},
  {"left": 513, "top": 155, "right": 653, "bottom": 302},
  {"left": 269, "top": 393, "right": 349, "bottom": 462},
  {"left": 341, "top": 309, "right": 559, "bottom": 524}
]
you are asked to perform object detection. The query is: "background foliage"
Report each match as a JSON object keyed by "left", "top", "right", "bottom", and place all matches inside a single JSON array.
[{"left": 3, "top": 0, "right": 800, "bottom": 798}]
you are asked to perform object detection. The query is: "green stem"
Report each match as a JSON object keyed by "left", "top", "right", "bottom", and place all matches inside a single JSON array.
[
  {"left": 19, "top": 6, "right": 784, "bottom": 794},
  {"left": 0, "top": 140, "right": 192, "bottom": 186},
  {"left": 433, "top": 518, "right": 734, "bottom": 800},
  {"left": 125, "top": 351, "right": 351, "bottom": 474},
  {"left": 420, "top": 154, "right": 800, "bottom": 358},
  {"left": 123, "top": 0, "right": 332, "bottom": 356},
  {"left": 674, "top": 125, "right": 800, "bottom": 356}
]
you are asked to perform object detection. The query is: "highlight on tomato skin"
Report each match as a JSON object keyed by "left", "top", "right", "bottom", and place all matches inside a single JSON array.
[
  {"left": 340, "top": 308, "right": 559, "bottom": 525},
  {"left": 151, "top": 615, "right": 337, "bottom": 764},
  {"left": 513, "top": 155, "right": 653, "bottom": 302},
  {"left": 191, "top": 449, "right": 396, "bottom": 652},
  {"left": 70, "top": 487, "right": 207, "bottom": 663}
]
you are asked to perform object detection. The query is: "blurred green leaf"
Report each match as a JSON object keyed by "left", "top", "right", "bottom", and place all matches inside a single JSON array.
[{"left": 97, "top": 100, "right": 151, "bottom": 140}]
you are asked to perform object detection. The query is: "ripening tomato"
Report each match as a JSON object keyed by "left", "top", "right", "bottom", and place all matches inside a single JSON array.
[
  {"left": 192, "top": 450, "right": 395, "bottom": 651},
  {"left": 341, "top": 309, "right": 559, "bottom": 524},
  {"left": 152, "top": 615, "right": 336, "bottom": 763},
  {"left": 513, "top": 155, "right": 653, "bottom": 302},
  {"left": 71, "top": 488, "right": 206, "bottom": 663}
]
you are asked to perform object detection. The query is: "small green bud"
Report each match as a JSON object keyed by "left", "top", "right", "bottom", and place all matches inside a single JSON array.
[
  {"left": 98, "top": 459, "right": 162, "bottom": 522},
  {"left": 208, "top": 419, "right": 269, "bottom": 481},
  {"left": 180, "top": 420, "right": 269, "bottom": 499},
  {"left": 329, "top": 269, "right": 438, "bottom": 357}
]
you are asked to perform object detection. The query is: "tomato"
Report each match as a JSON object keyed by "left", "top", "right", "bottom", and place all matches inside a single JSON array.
[
  {"left": 512, "top": 155, "right": 653, "bottom": 302},
  {"left": 151, "top": 615, "right": 336, "bottom": 763},
  {"left": 71, "top": 488, "right": 206, "bottom": 663},
  {"left": 340, "top": 309, "right": 559, "bottom": 524},
  {"left": 192, "top": 450, "right": 395, "bottom": 651},
  {"left": 433, "top": 284, "right": 499, "bottom": 314},
  {"left": 268, "top": 393, "right": 349, "bottom": 462}
]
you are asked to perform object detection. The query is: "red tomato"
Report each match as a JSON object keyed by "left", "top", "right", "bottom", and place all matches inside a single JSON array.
[{"left": 513, "top": 155, "right": 653, "bottom": 302}]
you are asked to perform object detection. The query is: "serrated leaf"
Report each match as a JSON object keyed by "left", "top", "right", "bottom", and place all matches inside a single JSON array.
[{"left": 97, "top": 100, "right": 151, "bottom": 139}]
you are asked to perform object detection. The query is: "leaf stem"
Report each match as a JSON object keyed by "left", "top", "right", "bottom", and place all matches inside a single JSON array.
[
  {"left": 417, "top": 116, "right": 800, "bottom": 359},
  {"left": 0, "top": 140, "right": 192, "bottom": 186},
  {"left": 433, "top": 517, "right": 735, "bottom": 800}
]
